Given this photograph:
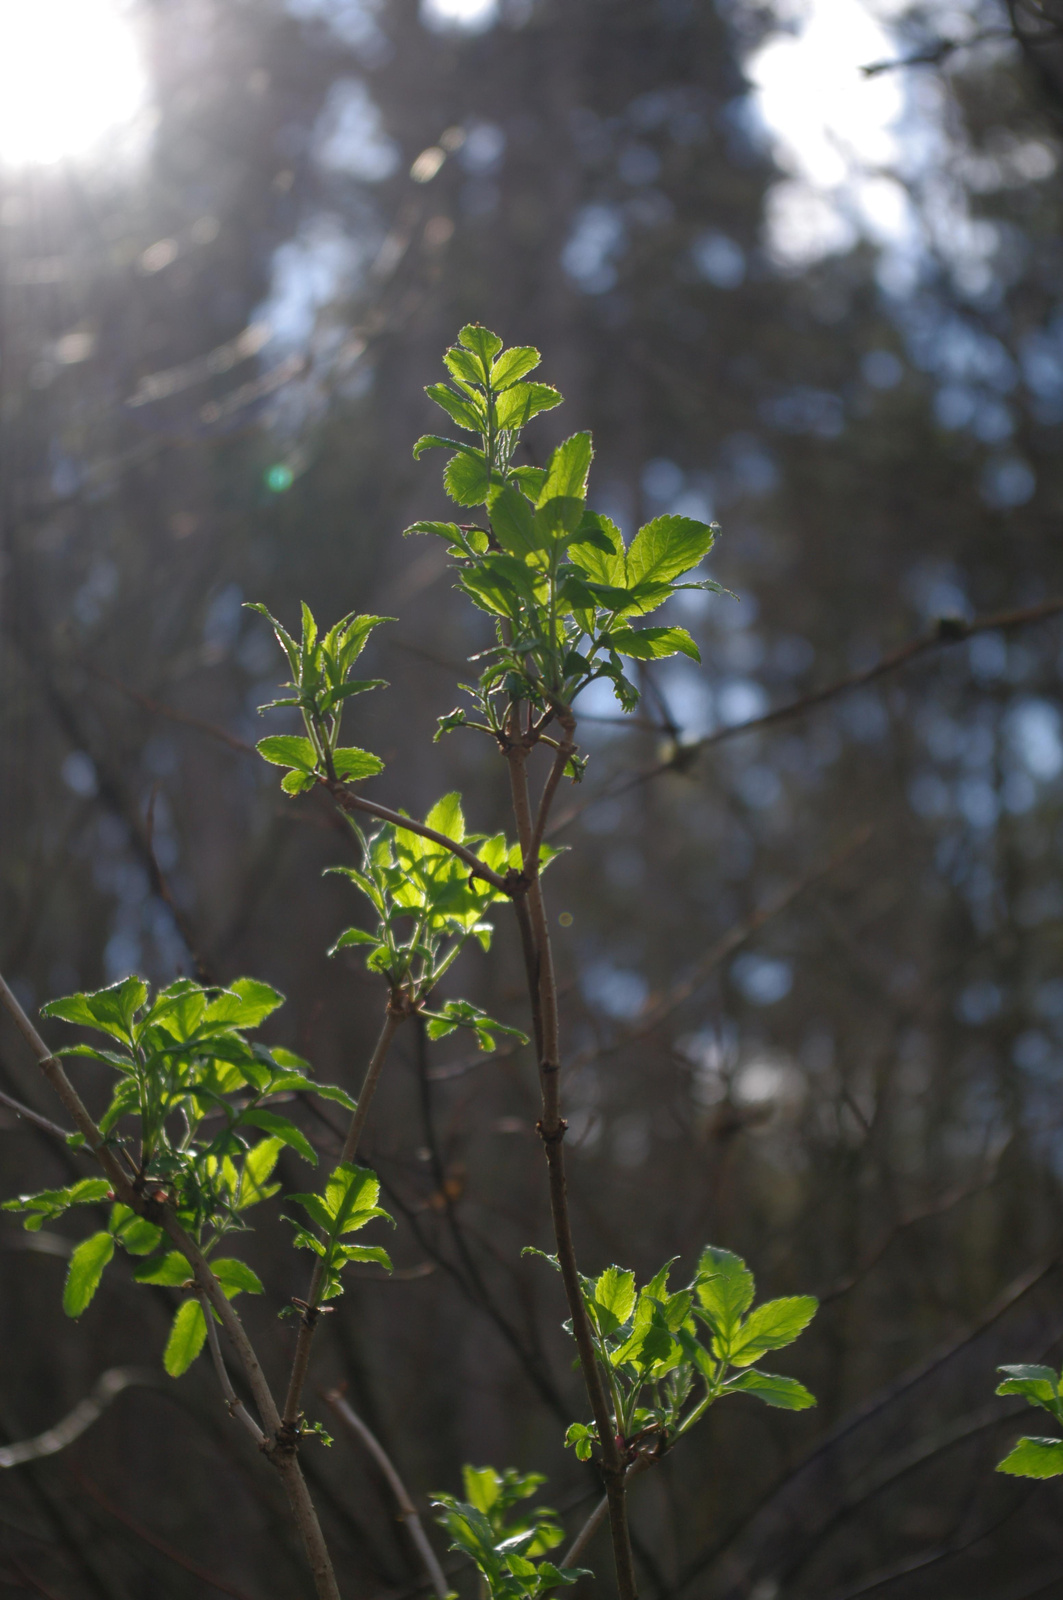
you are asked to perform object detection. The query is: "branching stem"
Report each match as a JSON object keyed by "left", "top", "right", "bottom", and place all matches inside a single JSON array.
[{"left": 505, "top": 730, "right": 639, "bottom": 1600}]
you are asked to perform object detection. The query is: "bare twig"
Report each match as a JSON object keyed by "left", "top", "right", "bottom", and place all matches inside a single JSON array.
[
  {"left": 86, "top": 664, "right": 254, "bottom": 754},
  {"left": 200, "top": 1295, "right": 267, "bottom": 1447},
  {"left": 0, "top": 1369, "right": 157, "bottom": 1468},
  {"left": 861, "top": 24, "right": 1015, "bottom": 75},
  {"left": 324, "top": 1390, "right": 449, "bottom": 1600},
  {"left": 70, "top": 1465, "right": 261, "bottom": 1600},
  {"left": 563, "top": 1455, "right": 655, "bottom": 1568},
  {"left": 0, "top": 1084, "right": 75, "bottom": 1143}
]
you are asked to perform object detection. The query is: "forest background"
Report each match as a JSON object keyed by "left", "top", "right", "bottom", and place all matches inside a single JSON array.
[{"left": 3, "top": 0, "right": 1063, "bottom": 1596}]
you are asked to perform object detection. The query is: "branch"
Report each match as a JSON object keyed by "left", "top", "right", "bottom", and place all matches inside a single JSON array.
[
  {"left": 554, "top": 599, "right": 1063, "bottom": 829},
  {"left": 200, "top": 1294, "right": 268, "bottom": 1447},
  {"left": 523, "top": 732, "right": 576, "bottom": 878},
  {"left": 563, "top": 1455, "right": 655, "bottom": 1568},
  {"left": 505, "top": 730, "right": 639, "bottom": 1600},
  {"left": 323, "top": 1390, "right": 449, "bottom": 1600},
  {"left": 324, "top": 779, "right": 511, "bottom": 893},
  {"left": 861, "top": 24, "right": 1014, "bottom": 75},
  {"left": 0, "top": 1368, "right": 158, "bottom": 1467},
  {"left": 0, "top": 1083, "right": 77, "bottom": 1142}
]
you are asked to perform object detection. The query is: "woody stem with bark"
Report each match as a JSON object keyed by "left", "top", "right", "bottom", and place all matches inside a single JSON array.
[
  {"left": 0, "top": 970, "right": 344, "bottom": 1600},
  {"left": 283, "top": 1005, "right": 404, "bottom": 1431},
  {"left": 505, "top": 726, "right": 639, "bottom": 1600}
]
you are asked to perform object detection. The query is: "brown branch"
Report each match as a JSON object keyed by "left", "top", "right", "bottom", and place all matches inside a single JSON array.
[
  {"left": 523, "top": 734, "right": 576, "bottom": 878},
  {"left": 553, "top": 599, "right": 1063, "bottom": 830},
  {"left": 323, "top": 1390, "right": 449, "bottom": 1600},
  {"left": 324, "top": 779, "right": 511, "bottom": 893},
  {"left": 0, "top": 1084, "right": 76, "bottom": 1143},
  {"left": 85, "top": 664, "right": 254, "bottom": 755},
  {"left": 0, "top": 1370, "right": 158, "bottom": 1468},
  {"left": 282, "top": 1006, "right": 405, "bottom": 1432},
  {"left": 200, "top": 1294, "right": 268, "bottom": 1447},
  {"left": 505, "top": 725, "right": 638, "bottom": 1600}
]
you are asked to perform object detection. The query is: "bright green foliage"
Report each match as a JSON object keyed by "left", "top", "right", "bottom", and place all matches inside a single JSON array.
[
  {"left": 286, "top": 1163, "right": 394, "bottom": 1300},
  {"left": 249, "top": 601, "right": 389, "bottom": 794},
  {"left": 2, "top": 975, "right": 385, "bottom": 1368},
  {"left": 328, "top": 792, "right": 543, "bottom": 1049},
  {"left": 408, "top": 325, "right": 723, "bottom": 728},
  {"left": 995, "top": 1364, "right": 1063, "bottom": 1477},
  {"left": 524, "top": 1245, "right": 816, "bottom": 1463},
  {"left": 434, "top": 1465, "right": 587, "bottom": 1600}
]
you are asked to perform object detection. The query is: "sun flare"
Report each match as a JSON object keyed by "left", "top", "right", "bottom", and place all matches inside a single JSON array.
[{"left": 0, "top": 0, "right": 147, "bottom": 167}]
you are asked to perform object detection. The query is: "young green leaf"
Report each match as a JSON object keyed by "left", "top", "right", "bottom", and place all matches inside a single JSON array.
[
  {"left": 694, "top": 1246, "right": 755, "bottom": 1338},
  {"left": 490, "top": 345, "right": 540, "bottom": 389},
  {"left": 164, "top": 1298, "right": 208, "bottom": 1377},
  {"left": 133, "top": 1251, "right": 194, "bottom": 1286},
  {"left": 725, "top": 1369, "right": 816, "bottom": 1409},
  {"left": 538, "top": 433, "right": 593, "bottom": 506},
  {"left": 728, "top": 1296, "right": 818, "bottom": 1367},
  {"left": 257, "top": 735, "right": 318, "bottom": 772},
  {"left": 625, "top": 514, "right": 717, "bottom": 587},
  {"left": 997, "top": 1436, "right": 1063, "bottom": 1477},
  {"left": 996, "top": 1366, "right": 1062, "bottom": 1413},
  {"left": 594, "top": 1265, "right": 637, "bottom": 1331},
  {"left": 604, "top": 626, "right": 701, "bottom": 663},
  {"left": 210, "top": 1258, "right": 265, "bottom": 1296},
  {"left": 458, "top": 324, "right": 503, "bottom": 363},
  {"left": 333, "top": 747, "right": 385, "bottom": 782},
  {"left": 444, "top": 450, "right": 492, "bottom": 506},
  {"left": 241, "top": 1110, "right": 317, "bottom": 1165},
  {"left": 63, "top": 1231, "right": 115, "bottom": 1317}
]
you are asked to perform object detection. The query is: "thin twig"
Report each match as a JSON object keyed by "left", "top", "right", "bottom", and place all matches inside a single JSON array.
[
  {"left": 0, "top": 1085, "right": 75, "bottom": 1143},
  {"left": 0, "top": 1369, "right": 158, "bottom": 1468},
  {"left": 564, "top": 1456, "right": 655, "bottom": 1568},
  {"left": 200, "top": 1294, "right": 267, "bottom": 1446},
  {"left": 325, "top": 779, "right": 511, "bottom": 893},
  {"left": 70, "top": 1465, "right": 261, "bottom": 1600},
  {"left": 324, "top": 1390, "right": 449, "bottom": 1600},
  {"left": 861, "top": 24, "right": 1015, "bottom": 74}
]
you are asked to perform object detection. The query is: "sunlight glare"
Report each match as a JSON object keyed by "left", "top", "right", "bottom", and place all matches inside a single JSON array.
[{"left": 0, "top": 0, "right": 147, "bottom": 167}]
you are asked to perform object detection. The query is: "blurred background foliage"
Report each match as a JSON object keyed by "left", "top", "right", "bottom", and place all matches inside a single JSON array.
[{"left": 3, "top": 0, "right": 1063, "bottom": 1595}]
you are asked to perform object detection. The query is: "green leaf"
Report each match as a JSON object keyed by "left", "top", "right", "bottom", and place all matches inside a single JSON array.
[
  {"left": 458, "top": 324, "right": 503, "bottom": 363},
  {"left": 538, "top": 433, "right": 593, "bottom": 506},
  {"left": 133, "top": 1251, "right": 193, "bottom": 1286},
  {"left": 204, "top": 978, "right": 285, "bottom": 1030},
  {"left": 694, "top": 1247, "right": 754, "bottom": 1340},
  {"left": 729, "top": 1296, "right": 818, "bottom": 1367},
  {"left": 444, "top": 345, "right": 487, "bottom": 386},
  {"left": 463, "top": 1466, "right": 502, "bottom": 1515},
  {"left": 488, "top": 483, "right": 542, "bottom": 560},
  {"left": 333, "top": 747, "right": 385, "bottom": 782},
  {"left": 211, "top": 1258, "right": 265, "bottom": 1296},
  {"left": 425, "top": 791, "right": 466, "bottom": 842},
  {"left": 3, "top": 1178, "right": 112, "bottom": 1227},
  {"left": 445, "top": 449, "right": 492, "bottom": 506},
  {"left": 164, "top": 1298, "right": 208, "bottom": 1377},
  {"left": 413, "top": 433, "right": 481, "bottom": 459},
  {"left": 404, "top": 520, "right": 466, "bottom": 541},
  {"left": 996, "top": 1366, "right": 1061, "bottom": 1412},
  {"left": 241, "top": 1110, "right": 317, "bottom": 1165},
  {"left": 997, "top": 1436, "right": 1063, "bottom": 1477},
  {"left": 509, "top": 465, "right": 547, "bottom": 499},
  {"left": 565, "top": 1422, "right": 596, "bottom": 1461},
  {"left": 111, "top": 1208, "right": 163, "bottom": 1256},
  {"left": 494, "top": 382, "right": 562, "bottom": 431},
  {"left": 63, "top": 1232, "right": 115, "bottom": 1317},
  {"left": 490, "top": 346, "right": 540, "bottom": 389},
  {"left": 43, "top": 976, "right": 148, "bottom": 1040},
  {"left": 328, "top": 927, "right": 380, "bottom": 956},
  {"left": 240, "top": 1135, "right": 285, "bottom": 1206},
  {"left": 594, "top": 1266, "right": 636, "bottom": 1330},
  {"left": 257, "top": 735, "right": 317, "bottom": 772},
  {"left": 426, "top": 383, "right": 484, "bottom": 432},
  {"left": 604, "top": 626, "right": 701, "bottom": 662},
  {"left": 626, "top": 514, "right": 717, "bottom": 587},
  {"left": 725, "top": 1369, "right": 817, "bottom": 1409},
  {"left": 281, "top": 769, "right": 316, "bottom": 794}
]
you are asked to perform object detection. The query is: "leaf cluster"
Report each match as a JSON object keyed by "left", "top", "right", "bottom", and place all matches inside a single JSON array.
[
  {"left": 251, "top": 601, "right": 389, "bottom": 794},
  {"left": 3, "top": 975, "right": 390, "bottom": 1373},
  {"left": 329, "top": 791, "right": 546, "bottom": 1048},
  {"left": 409, "top": 325, "right": 723, "bottom": 732},
  {"left": 528, "top": 1245, "right": 816, "bottom": 1464},
  {"left": 995, "top": 1364, "right": 1063, "bottom": 1478},
  {"left": 286, "top": 1163, "right": 393, "bottom": 1300},
  {"left": 433, "top": 1465, "right": 586, "bottom": 1600}
]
